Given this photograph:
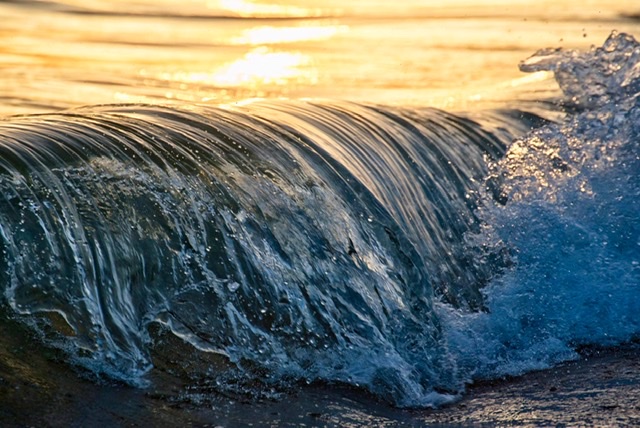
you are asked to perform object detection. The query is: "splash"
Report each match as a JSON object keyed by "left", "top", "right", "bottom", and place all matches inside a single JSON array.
[{"left": 445, "top": 31, "right": 640, "bottom": 382}]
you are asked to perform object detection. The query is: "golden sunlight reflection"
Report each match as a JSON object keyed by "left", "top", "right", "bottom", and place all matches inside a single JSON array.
[
  {"left": 155, "top": 47, "right": 315, "bottom": 89},
  {"left": 213, "top": 48, "right": 313, "bottom": 86},
  {"left": 232, "top": 24, "right": 347, "bottom": 45},
  {"left": 214, "top": 0, "right": 331, "bottom": 18}
]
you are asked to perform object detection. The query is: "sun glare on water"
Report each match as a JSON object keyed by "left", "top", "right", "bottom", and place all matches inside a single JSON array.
[
  {"left": 165, "top": 47, "right": 315, "bottom": 88},
  {"left": 142, "top": 21, "right": 347, "bottom": 99}
]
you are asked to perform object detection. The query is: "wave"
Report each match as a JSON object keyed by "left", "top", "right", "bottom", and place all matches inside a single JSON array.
[
  {"left": 0, "top": 100, "right": 538, "bottom": 406},
  {"left": 0, "top": 31, "right": 639, "bottom": 408}
]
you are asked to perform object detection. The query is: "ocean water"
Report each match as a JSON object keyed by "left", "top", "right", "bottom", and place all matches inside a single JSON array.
[{"left": 0, "top": 0, "right": 639, "bottom": 412}]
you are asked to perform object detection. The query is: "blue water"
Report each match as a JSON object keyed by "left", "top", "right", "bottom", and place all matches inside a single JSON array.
[{"left": 0, "top": 32, "right": 639, "bottom": 408}]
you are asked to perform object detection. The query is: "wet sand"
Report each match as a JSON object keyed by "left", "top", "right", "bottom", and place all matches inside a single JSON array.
[{"left": 1, "top": 314, "right": 639, "bottom": 427}]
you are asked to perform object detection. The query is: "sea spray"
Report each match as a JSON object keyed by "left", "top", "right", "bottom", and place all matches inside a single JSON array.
[{"left": 444, "top": 31, "right": 640, "bottom": 383}]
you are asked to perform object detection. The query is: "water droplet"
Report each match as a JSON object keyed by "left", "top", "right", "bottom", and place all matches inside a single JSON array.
[{"left": 227, "top": 281, "right": 240, "bottom": 292}]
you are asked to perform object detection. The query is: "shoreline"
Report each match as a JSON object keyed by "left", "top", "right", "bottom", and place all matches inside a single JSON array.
[
  {"left": 1, "top": 315, "right": 638, "bottom": 427},
  {"left": 422, "top": 344, "right": 640, "bottom": 426}
]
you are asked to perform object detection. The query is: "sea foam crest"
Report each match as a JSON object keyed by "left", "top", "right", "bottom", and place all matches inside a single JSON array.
[{"left": 519, "top": 31, "right": 640, "bottom": 110}]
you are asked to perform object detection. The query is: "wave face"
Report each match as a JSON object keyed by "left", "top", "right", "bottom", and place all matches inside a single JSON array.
[
  {"left": 0, "top": 31, "right": 639, "bottom": 408},
  {"left": 0, "top": 101, "right": 536, "bottom": 406}
]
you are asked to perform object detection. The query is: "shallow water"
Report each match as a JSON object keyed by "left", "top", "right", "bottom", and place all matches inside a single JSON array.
[{"left": 1, "top": 0, "right": 640, "bottom": 415}]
